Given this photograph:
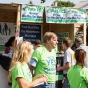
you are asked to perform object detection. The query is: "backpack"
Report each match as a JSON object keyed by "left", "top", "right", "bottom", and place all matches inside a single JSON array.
[{"left": 0, "top": 54, "right": 11, "bottom": 71}]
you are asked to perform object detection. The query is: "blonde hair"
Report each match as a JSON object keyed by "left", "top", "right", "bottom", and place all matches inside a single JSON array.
[
  {"left": 43, "top": 32, "right": 58, "bottom": 43},
  {"left": 8, "top": 41, "right": 33, "bottom": 82}
]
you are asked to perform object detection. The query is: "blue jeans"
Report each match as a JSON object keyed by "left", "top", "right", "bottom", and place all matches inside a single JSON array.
[
  {"left": 62, "top": 78, "right": 70, "bottom": 88},
  {"left": 35, "top": 83, "right": 55, "bottom": 88}
]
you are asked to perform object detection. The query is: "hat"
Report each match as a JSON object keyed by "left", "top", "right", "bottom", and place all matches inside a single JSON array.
[
  {"left": 75, "top": 37, "right": 83, "bottom": 44},
  {"left": 76, "top": 47, "right": 86, "bottom": 52}
]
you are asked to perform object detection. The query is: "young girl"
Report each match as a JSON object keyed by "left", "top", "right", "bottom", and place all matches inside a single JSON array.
[
  {"left": 8, "top": 41, "right": 47, "bottom": 88},
  {"left": 67, "top": 49, "right": 88, "bottom": 88}
]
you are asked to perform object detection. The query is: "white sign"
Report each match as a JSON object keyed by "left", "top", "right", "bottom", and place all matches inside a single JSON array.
[
  {"left": 67, "top": 8, "right": 87, "bottom": 23},
  {"left": 21, "top": 5, "right": 44, "bottom": 23},
  {"left": 0, "top": 22, "right": 16, "bottom": 52},
  {"left": 17, "top": 37, "right": 23, "bottom": 44},
  {"left": 45, "top": 7, "right": 66, "bottom": 23}
]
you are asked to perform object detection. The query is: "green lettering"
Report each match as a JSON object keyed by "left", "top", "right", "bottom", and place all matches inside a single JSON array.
[{"left": 28, "top": 7, "right": 36, "bottom": 11}]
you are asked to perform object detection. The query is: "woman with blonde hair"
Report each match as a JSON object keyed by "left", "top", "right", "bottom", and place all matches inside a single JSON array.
[{"left": 8, "top": 41, "right": 47, "bottom": 88}]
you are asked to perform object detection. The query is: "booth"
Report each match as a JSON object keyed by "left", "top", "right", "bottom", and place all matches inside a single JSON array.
[
  {"left": 0, "top": 3, "right": 18, "bottom": 88},
  {"left": 0, "top": 3, "right": 87, "bottom": 88},
  {"left": 0, "top": 3, "right": 18, "bottom": 54}
]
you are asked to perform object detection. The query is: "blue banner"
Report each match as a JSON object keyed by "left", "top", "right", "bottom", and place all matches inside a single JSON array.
[{"left": 20, "top": 24, "right": 42, "bottom": 44}]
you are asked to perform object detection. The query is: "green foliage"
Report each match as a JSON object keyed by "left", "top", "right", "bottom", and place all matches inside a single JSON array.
[
  {"left": 40, "top": 0, "right": 75, "bottom": 7},
  {"left": 41, "top": 0, "right": 46, "bottom": 3},
  {"left": 29, "top": 0, "right": 33, "bottom": 4},
  {"left": 58, "top": 1, "right": 75, "bottom": 7}
]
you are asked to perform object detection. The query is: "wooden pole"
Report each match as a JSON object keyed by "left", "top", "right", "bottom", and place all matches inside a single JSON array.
[
  {"left": 49, "top": 24, "right": 51, "bottom": 31},
  {"left": 83, "top": 23, "right": 86, "bottom": 45},
  {"left": 16, "top": 4, "right": 21, "bottom": 40},
  {"left": 16, "top": 5, "right": 21, "bottom": 31}
]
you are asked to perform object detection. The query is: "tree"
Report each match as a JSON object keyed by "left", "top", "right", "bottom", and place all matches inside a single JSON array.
[
  {"left": 40, "top": 0, "right": 75, "bottom": 7},
  {"left": 58, "top": 1, "right": 75, "bottom": 7},
  {"left": 41, "top": 0, "right": 45, "bottom": 3},
  {"left": 29, "top": 0, "right": 33, "bottom": 4}
]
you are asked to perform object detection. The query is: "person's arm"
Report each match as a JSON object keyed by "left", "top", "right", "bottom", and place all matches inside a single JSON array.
[
  {"left": 29, "top": 58, "right": 38, "bottom": 76},
  {"left": 29, "top": 65, "right": 35, "bottom": 76},
  {"left": 57, "top": 62, "right": 71, "bottom": 71},
  {"left": 57, "top": 51, "right": 72, "bottom": 71},
  {"left": 32, "top": 74, "right": 48, "bottom": 81},
  {"left": 16, "top": 76, "right": 47, "bottom": 88},
  {"left": 29, "top": 49, "right": 41, "bottom": 76}
]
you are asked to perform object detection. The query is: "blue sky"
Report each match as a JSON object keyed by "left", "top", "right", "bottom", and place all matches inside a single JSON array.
[{"left": 0, "top": 0, "right": 82, "bottom": 6}]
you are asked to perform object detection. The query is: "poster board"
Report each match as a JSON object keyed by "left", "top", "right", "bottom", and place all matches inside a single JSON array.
[
  {"left": 45, "top": 7, "right": 66, "bottom": 23},
  {"left": 67, "top": 8, "right": 87, "bottom": 23},
  {"left": 45, "top": 7, "right": 88, "bottom": 23},
  {"left": 0, "top": 22, "right": 15, "bottom": 53},
  {"left": 56, "top": 32, "right": 69, "bottom": 45},
  {"left": 21, "top": 5, "right": 44, "bottom": 23},
  {"left": 20, "top": 24, "right": 42, "bottom": 44}
]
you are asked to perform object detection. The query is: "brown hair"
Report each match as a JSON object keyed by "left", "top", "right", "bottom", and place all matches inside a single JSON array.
[
  {"left": 34, "top": 40, "right": 42, "bottom": 45},
  {"left": 62, "top": 37, "right": 71, "bottom": 47},
  {"left": 75, "top": 49, "right": 86, "bottom": 68},
  {"left": 43, "top": 32, "right": 58, "bottom": 43},
  {"left": 5, "top": 36, "right": 15, "bottom": 47}
]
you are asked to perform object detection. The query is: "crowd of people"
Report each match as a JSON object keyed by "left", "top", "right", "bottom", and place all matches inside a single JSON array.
[{"left": 0, "top": 31, "right": 88, "bottom": 88}]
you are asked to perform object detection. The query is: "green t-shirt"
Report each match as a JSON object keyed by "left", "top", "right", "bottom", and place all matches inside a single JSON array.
[
  {"left": 53, "top": 44, "right": 58, "bottom": 53},
  {"left": 12, "top": 63, "right": 32, "bottom": 88},
  {"left": 32, "top": 46, "right": 56, "bottom": 83},
  {"left": 67, "top": 65, "right": 88, "bottom": 88}
]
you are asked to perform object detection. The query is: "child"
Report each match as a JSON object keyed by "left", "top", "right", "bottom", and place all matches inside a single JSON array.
[
  {"left": 8, "top": 41, "right": 47, "bottom": 88},
  {"left": 67, "top": 49, "right": 88, "bottom": 88}
]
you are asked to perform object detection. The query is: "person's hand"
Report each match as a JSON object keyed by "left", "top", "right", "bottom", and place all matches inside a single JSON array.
[
  {"left": 33, "top": 74, "right": 48, "bottom": 81},
  {"left": 35, "top": 74, "right": 46, "bottom": 79},
  {"left": 57, "top": 66, "right": 62, "bottom": 71},
  {"left": 40, "top": 74, "right": 48, "bottom": 82},
  {"left": 33, "top": 75, "right": 48, "bottom": 87},
  {"left": 62, "top": 78, "right": 65, "bottom": 84},
  {"left": 41, "top": 76, "right": 48, "bottom": 83},
  {"left": 60, "top": 51, "right": 64, "bottom": 54},
  {"left": 35, "top": 74, "right": 48, "bottom": 80},
  {"left": 37, "top": 74, "right": 48, "bottom": 83}
]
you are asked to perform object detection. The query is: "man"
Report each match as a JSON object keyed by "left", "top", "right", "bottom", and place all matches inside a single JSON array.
[
  {"left": 29, "top": 32, "right": 58, "bottom": 88},
  {"left": 75, "top": 37, "right": 88, "bottom": 68},
  {"left": 57, "top": 37, "right": 76, "bottom": 88},
  {"left": 33, "top": 40, "right": 42, "bottom": 50},
  {"left": 71, "top": 42, "right": 77, "bottom": 51}
]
